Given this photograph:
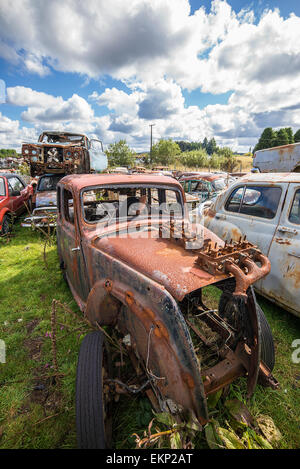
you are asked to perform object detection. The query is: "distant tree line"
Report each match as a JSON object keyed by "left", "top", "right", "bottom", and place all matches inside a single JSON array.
[
  {"left": 0, "top": 148, "right": 19, "bottom": 158},
  {"left": 175, "top": 137, "right": 218, "bottom": 155},
  {"left": 105, "top": 138, "right": 243, "bottom": 172},
  {"left": 254, "top": 127, "right": 300, "bottom": 153}
]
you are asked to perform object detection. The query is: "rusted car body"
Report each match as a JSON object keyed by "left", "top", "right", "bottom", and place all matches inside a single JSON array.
[
  {"left": 205, "top": 173, "right": 300, "bottom": 318},
  {"left": 22, "top": 131, "right": 107, "bottom": 228},
  {"left": 179, "top": 173, "right": 229, "bottom": 203},
  {"left": 57, "top": 174, "right": 277, "bottom": 429},
  {"left": 22, "top": 174, "right": 63, "bottom": 228},
  {"left": 253, "top": 142, "right": 300, "bottom": 173},
  {"left": 22, "top": 131, "right": 107, "bottom": 177}
]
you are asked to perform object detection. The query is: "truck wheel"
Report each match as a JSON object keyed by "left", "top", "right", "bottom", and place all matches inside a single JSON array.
[
  {"left": 76, "top": 331, "right": 110, "bottom": 448},
  {"left": 1, "top": 214, "right": 10, "bottom": 236},
  {"left": 218, "top": 293, "right": 275, "bottom": 371}
]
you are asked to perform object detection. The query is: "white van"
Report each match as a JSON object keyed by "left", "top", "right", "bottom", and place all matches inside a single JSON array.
[{"left": 253, "top": 142, "right": 300, "bottom": 173}]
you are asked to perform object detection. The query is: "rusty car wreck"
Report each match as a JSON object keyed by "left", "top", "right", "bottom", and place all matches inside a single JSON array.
[
  {"left": 56, "top": 173, "right": 278, "bottom": 448},
  {"left": 21, "top": 131, "right": 107, "bottom": 228}
]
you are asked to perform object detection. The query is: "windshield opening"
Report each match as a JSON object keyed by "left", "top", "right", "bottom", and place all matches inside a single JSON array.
[
  {"left": 40, "top": 133, "right": 85, "bottom": 145},
  {"left": 81, "top": 185, "right": 184, "bottom": 224},
  {"left": 37, "top": 175, "right": 65, "bottom": 192}
]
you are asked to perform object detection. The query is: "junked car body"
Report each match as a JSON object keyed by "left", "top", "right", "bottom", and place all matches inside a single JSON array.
[
  {"left": 253, "top": 142, "right": 300, "bottom": 173},
  {"left": 205, "top": 173, "right": 300, "bottom": 318},
  {"left": 22, "top": 174, "right": 64, "bottom": 228},
  {"left": 22, "top": 131, "right": 108, "bottom": 228},
  {"left": 56, "top": 173, "right": 277, "bottom": 448},
  {"left": 22, "top": 131, "right": 107, "bottom": 177},
  {"left": 179, "top": 173, "right": 229, "bottom": 203},
  {"left": 0, "top": 173, "right": 33, "bottom": 235}
]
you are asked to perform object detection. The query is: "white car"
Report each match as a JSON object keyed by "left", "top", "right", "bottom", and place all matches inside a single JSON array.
[{"left": 204, "top": 172, "right": 300, "bottom": 318}]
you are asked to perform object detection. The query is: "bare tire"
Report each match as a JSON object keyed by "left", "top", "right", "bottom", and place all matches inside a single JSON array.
[
  {"left": 1, "top": 214, "right": 10, "bottom": 236},
  {"left": 76, "top": 331, "right": 107, "bottom": 449}
]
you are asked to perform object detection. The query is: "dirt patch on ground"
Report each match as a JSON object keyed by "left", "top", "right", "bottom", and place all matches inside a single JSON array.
[
  {"left": 25, "top": 318, "right": 40, "bottom": 335},
  {"left": 23, "top": 331, "right": 63, "bottom": 414},
  {"left": 24, "top": 336, "right": 43, "bottom": 361}
]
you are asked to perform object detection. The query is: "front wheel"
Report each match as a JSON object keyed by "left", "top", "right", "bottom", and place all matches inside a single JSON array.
[
  {"left": 1, "top": 214, "right": 11, "bottom": 236},
  {"left": 76, "top": 331, "right": 111, "bottom": 449}
]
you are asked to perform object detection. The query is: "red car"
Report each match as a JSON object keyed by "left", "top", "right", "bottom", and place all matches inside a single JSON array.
[{"left": 0, "top": 173, "right": 33, "bottom": 235}]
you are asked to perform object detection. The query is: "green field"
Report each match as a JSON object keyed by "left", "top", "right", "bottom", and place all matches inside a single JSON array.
[{"left": 0, "top": 222, "right": 299, "bottom": 449}]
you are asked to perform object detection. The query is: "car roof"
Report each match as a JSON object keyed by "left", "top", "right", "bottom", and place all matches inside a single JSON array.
[
  {"left": 179, "top": 173, "right": 225, "bottom": 182},
  {"left": 0, "top": 172, "right": 24, "bottom": 179},
  {"left": 238, "top": 172, "right": 300, "bottom": 183},
  {"left": 59, "top": 173, "right": 183, "bottom": 191}
]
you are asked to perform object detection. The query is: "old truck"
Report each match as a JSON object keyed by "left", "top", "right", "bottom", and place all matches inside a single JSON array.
[
  {"left": 56, "top": 173, "right": 277, "bottom": 448},
  {"left": 204, "top": 173, "right": 300, "bottom": 318},
  {"left": 21, "top": 131, "right": 107, "bottom": 228},
  {"left": 22, "top": 131, "right": 107, "bottom": 176},
  {"left": 253, "top": 142, "right": 300, "bottom": 173}
]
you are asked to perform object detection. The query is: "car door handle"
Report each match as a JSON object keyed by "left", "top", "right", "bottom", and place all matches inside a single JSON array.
[
  {"left": 215, "top": 214, "right": 226, "bottom": 220},
  {"left": 71, "top": 246, "right": 81, "bottom": 252},
  {"left": 278, "top": 226, "right": 298, "bottom": 235}
]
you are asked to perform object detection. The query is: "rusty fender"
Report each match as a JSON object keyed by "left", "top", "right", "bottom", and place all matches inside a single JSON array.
[{"left": 84, "top": 253, "right": 209, "bottom": 424}]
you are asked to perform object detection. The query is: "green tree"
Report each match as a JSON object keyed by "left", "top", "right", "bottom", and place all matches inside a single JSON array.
[
  {"left": 218, "top": 147, "right": 237, "bottom": 172},
  {"left": 202, "top": 137, "right": 208, "bottom": 152},
  {"left": 294, "top": 129, "right": 300, "bottom": 143},
  {"left": 273, "top": 128, "right": 289, "bottom": 147},
  {"left": 179, "top": 149, "right": 208, "bottom": 168},
  {"left": 284, "top": 127, "right": 294, "bottom": 144},
  {"left": 206, "top": 138, "right": 218, "bottom": 155},
  {"left": 209, "top": 152, "right": 222, "bottom": 169},
  {"left": 253, "top": 127, "right": 275, "bottom": 152},
  {"left": 151, "top": 139, "right": 181, "bottom": 166},
  {"left": 105, "top": 140, "right": 136, "bottom": 167}
]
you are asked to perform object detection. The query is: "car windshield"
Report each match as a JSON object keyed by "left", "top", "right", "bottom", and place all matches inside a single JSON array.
[
  {"left": 38, "top": 175, "right": 65, "bottom": 192},
  {"left": 0, "top": 177, "right": 5, "bottom": 196},
  {"left": 40, "top": 133, "right": 85, "bottom": 144},
  {"left": 82, "top": 185, "right": 183, "bottom": 224},
  {"left": 212, "top": 178, "right": 227, "bottom": 191}
]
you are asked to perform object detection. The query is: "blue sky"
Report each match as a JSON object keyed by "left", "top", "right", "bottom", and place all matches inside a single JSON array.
[{"left": 0, "top": 0, "right": 300, "bottom": 152}]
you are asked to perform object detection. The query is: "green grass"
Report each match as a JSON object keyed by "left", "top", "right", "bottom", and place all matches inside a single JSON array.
[{"left": 0, "top": 223, "right": 299, "bottom": 448}]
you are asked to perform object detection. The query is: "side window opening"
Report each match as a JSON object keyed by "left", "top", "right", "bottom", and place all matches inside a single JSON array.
[
  {"left": 63, "top": 189, "right": 74, "bottom": 224},
  {"left": 225, "top": 185, "right": 282, "bottom": 219},
  {"left": 225, "top": 186, "right": 245, "bottom": 213},
  {"left": 289, "top": 189, "right": 300, "bottom": 225}
]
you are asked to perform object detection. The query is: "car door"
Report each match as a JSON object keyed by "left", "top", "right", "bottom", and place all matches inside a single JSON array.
[
  {"left": 261, "top": 183, "right": 300, "bottom": 316},
  {"left": 58, "top": 187, "right": 90, "bottom": 306},
  {"left": 7, "top": 177, "right": 25, "bottom": 214},
  {"left": 207, "top": 183, "right": 286, "bottom": 255}
]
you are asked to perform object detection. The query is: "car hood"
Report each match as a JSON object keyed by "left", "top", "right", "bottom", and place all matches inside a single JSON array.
[
  {"left": 36, "top": 191, "right": 57, "bottom": 208},
  {"left": 92, "top": 220, "right": 226, "bottom": 301}
]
